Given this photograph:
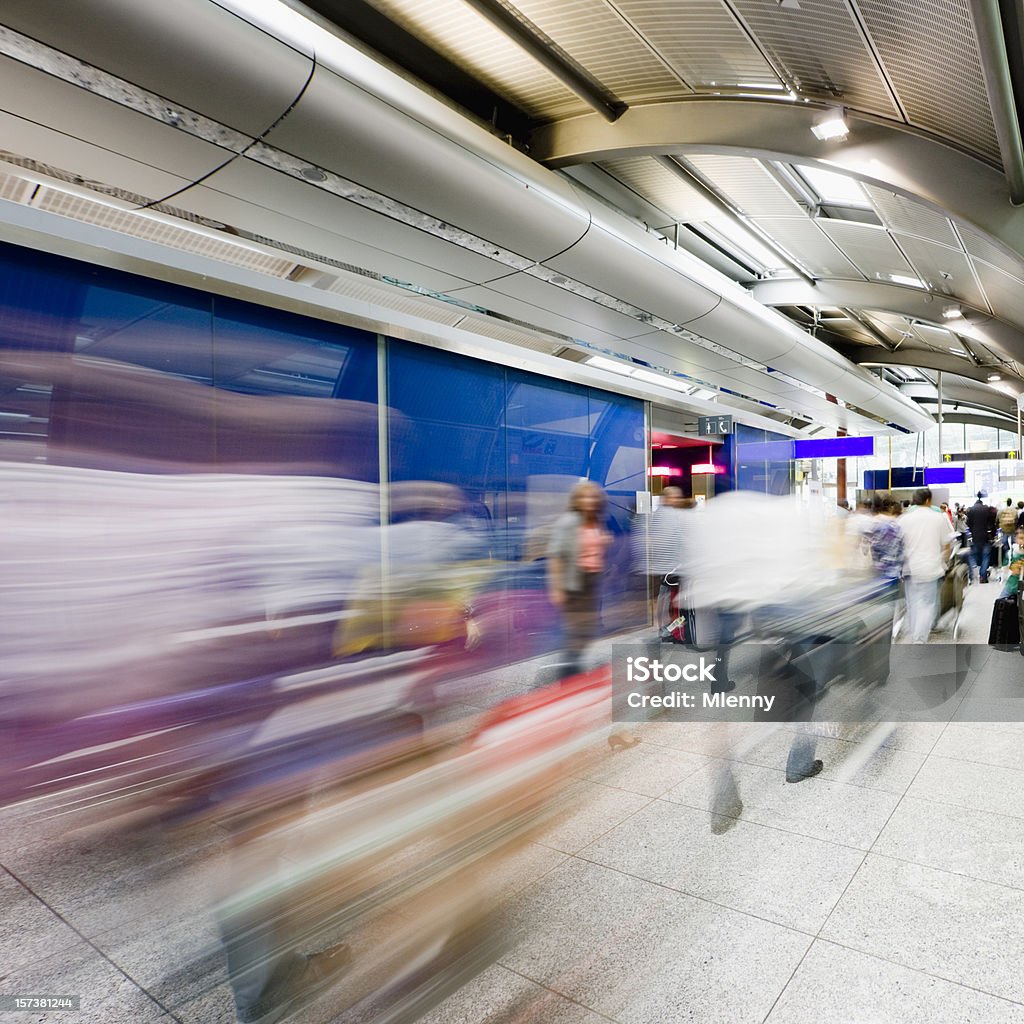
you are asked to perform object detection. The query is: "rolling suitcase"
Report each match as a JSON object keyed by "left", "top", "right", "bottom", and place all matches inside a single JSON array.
[{"left": 988, "top": 594, "right": 1020, "bottom": 650}]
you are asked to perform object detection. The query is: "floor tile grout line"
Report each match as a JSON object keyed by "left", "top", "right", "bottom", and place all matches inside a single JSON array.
[
  {"left": 492, "top": 963, "right": 623, "bottom": 1023},
  {"left": 811, "top": 935, "right": 1024, "bottom": 1010},
  {"left": 862, "top": 848, "right": 1024, "bottom": 898},
  {"left": 648, "top": 792, "right": 883, "bottom": 854},
  {"left": 677, "top": 748, "right": 920, "bottom": 799},
  {"left": 0, "top": 863, "right": 179, "bottom": 1020},
  {"left": 757, "top": 934, "right": 817, "bottom": 1024},
  {"left": 864, "top": 708, "right": 957, "bottom": 860},
  {"left": 563, "top": 851, "right": 828, "bottom": 941}
]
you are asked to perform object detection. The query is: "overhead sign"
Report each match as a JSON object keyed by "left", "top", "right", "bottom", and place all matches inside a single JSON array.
[
  {"left": 737, "top": 436, "right": 873, "bottom": 461},
  {"left": 794, "top": 436, "right": 874, "bottom": 459},
  {"left": 698, "top": 415, "right": 733, "bottom": 436},
  {"left": 942, "top": 450, "right": 1018, "bottom": 463}
]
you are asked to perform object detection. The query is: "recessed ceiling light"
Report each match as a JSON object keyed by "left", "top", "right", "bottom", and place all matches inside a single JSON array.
[
  {"left": 811, "top": 108, "right": 849, "bottom": 141},
  {"left": 942, "top": 303, "right": 963, "bottom": 319},
  {"left": 890, "top": 274, "right": 925, "bottom": 288},
  {"left": 988, "top": 373, "right": 1002, "bottom": 382},
  {"left": 586, "top": 355, "right": 632, "bottom": 375}
]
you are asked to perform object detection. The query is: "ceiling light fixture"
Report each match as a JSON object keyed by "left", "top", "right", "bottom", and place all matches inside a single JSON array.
[
  {"left": 811, "top": 107, "right": 849, "bottom": 141},
  {"left": 988, "top": 373, "right": 1002, "bottom": 382},
  {"left": 889, "top": 273, "right": 926, "bottom": 289},
  {"left": 942, "top": 303, "right": 963, "bottom": 319}
]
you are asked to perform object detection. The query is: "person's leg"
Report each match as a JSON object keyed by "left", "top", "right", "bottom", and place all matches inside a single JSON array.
[
  {"left": 713, "top": 610, "right": 742, "bottom": 692},
  {"left": 924, "top": 577, "right": 940, "bottom": 638},
  {"left": 981, "top": 542, "right": 991, "bottom": 582},
  {"left": 904, "top": 579, "right": 925, "bottom": 642}
]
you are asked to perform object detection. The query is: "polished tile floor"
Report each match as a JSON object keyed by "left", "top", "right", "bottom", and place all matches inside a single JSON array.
[{"left": 5, "top": 580, "right": 1024, "bottom": 1024}]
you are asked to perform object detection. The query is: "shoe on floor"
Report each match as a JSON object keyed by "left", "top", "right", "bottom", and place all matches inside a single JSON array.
[
  {"left": 245, "top": 943, "right": 352, "bottom": 1024},
  {"left": 711, "top": 679, "right": 736, "bottom": 694},
  {"left": 786, "top": 759, "right": 824, "bottom": 784}
]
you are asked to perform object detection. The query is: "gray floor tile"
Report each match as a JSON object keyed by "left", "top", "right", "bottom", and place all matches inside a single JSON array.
[
  {"left": 502, "top": 857, "right": 811, "bottom": 1024},
  {"left": 906, "top": 755, "right": 1024, "bottom": 820},
  {"left": 734, "top": 727, "right": 926, "bottom": 795},
  {"left": 821, "top": 854, "right": 1024, "bottom": 1003},
  {"left": 932, "top": 722, "right": 1024, "bottom": 772},
  {"left": 663, "top": 760, "right": 899, "bottom": 850},
  {"left": 0, "top": 868, "right": 83, "bottom": 974},
  {"left": 873, "top": 796, "right": 1024, "bottom": 891},
  {"left": 766, "top": 939, "right": 1024, "bottom": 1024},
  {"left": 788, "top": 719, "right": 947, "bottom": 754},
  {"left": 534, "top": 780, "right": 651, "bottom": 854},
  {"left": 951, "top": 701, "right": 1024, "bottom": 731},
  {"left": 0, "top": 822, "right": 228, "bottom": 938},
  {"left": 0, "top": 937, "right": 165, "bottom": 1023},
  {"left": 633, "top": 719, "right": 745, "bottom": 758},
  {"left": 90, "top": 910, "right": 226, "bottom": 1011},
  {"left": 582, "top": 800, "right": 864, "bottom": 932},
  {"left": 576, "top": 742, "right": 708, "bottom": 798},
  {"left": 415, "top": 964, "right": 609, "bottom": 1024}
]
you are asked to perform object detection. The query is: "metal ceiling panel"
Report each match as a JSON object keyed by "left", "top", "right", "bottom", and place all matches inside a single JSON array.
[
  {"left": 863, "top": 184, "right": 959, "bottom": 246},
  {"left": 728, "top": 0, "right": 900, "bottom": 117},
  {"left": 364, "top": 0, "right": 586, "bottom": 119},
  {"left": 263, "top": 66, "right": 592, "bottom": 265},
  {"left": 853, "top": 0, "right": 1001, "bottom": 164},
  {"left": 816, "top": 220, "right": 915, "bottom": 281},
  {"left": 170, "top": 177, "right": 477, "bottom": 293},
  {"left": 598, "top": 156, "right": 722, "bottom": 222},
  {"left": 541, "top": 222, "right": 721, "bottom": 325},
  {"left": 511, "top": 0, "right": 685, "bottom": 101},
  {"left": 0, "top": 0, "right": 313, "bottom": 137},
  {"left": 0, "top": 56, "right": 238, "bottom": 189},
  {"left": 624, "top": 332, "right": 751, "bottom": 377},
  {"left": 751, "top": 217, "right": 863, "bottom": 278},
  {"left": 608, "top": 0, "right": 780, "bottom": 90},
  {"left": 955, "top": 221, "right": 1024, "bottom": 280},
  {"left": 973, "top": 261, "right": 1024, "bottom": 331},
  {"left": 684, "top": 155, "right": 804, "bottom": 216},
  {"left": 891, "top": 234, "right": 990, "bottom": 313},
  {"left": 445, "top": 282, "right": 641, "bottom": 351},
  {"left": 0, "top": 122, "right": 194, "bottom": 213}
]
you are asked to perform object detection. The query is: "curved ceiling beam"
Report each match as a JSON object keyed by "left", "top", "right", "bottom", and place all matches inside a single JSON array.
[
  {"left": 531, "top": 99, "right": 1024, "bottom": 250},
  {"left": 843, "top": 346, "right": 1006, "bottom": 385},
  {"left": 902, "top": 381, "right": 1016, "bottom": 418},
  {"left": 971, "top": 0, "right": 1024, "bottom": 205},
  {"left": 916, "top": 411, "right": 1016, "bottom": 429},
  {"left": 749, "top": 279, "right": 1024, "bottom": 363}
]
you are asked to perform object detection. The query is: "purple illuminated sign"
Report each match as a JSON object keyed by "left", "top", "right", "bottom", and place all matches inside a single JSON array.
[
  {"left": 793, "top": 436, "right": 874, "bottom": 459},
  {"left": 924, "top": 466, "right": 966, "bottom": 485}
]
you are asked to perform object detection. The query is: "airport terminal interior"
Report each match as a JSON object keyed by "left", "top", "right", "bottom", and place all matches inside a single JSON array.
[{"left": 7, "top": 1, "right": 1024, "bottom": 1022}]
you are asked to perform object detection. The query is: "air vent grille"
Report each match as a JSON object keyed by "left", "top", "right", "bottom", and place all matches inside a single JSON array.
[{"left": 31, "top": 187, "right": 299, "bottom": 278}]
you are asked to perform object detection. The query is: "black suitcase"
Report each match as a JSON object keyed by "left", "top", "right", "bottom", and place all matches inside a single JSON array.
[{"left": 988, "top": 594, "right": 1020, "bottom": 650}]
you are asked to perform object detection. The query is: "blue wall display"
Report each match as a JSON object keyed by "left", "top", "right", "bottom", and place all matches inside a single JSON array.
[{"left": 0, "top": 240, "right": 646, "bottom": 668}]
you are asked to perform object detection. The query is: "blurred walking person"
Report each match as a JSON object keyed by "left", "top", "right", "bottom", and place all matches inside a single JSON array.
[
  {"left": 547, "top": 481, "right": 611, "bottom": 678},
  {"left": 899, "top": 488, "right": 953, "bottom": 643},
  {"left": 642, "top": 486, "right": 691, "bottom": 640},
  {"left": 966, "top": 492, "right": 996, "bottom": 583}
]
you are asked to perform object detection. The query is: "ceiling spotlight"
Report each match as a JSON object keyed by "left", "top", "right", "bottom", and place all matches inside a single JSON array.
[
  {"left": 942, "top": 303, "right": 963, "bottom": 319},
  {"left": 811, "top": 107, "right": 849, "bottom": 141},
  {"left": 988, "top": 373, "right": 1002, "bottom": 382}
]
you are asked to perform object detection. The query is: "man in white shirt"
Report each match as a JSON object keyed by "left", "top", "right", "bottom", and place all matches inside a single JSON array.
[{"left": 898, "top": 487, "right": 953, "bottom": 643}]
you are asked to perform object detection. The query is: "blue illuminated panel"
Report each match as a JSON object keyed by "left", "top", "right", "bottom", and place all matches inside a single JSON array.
[
  {"left": 736, "top": 440, "right": 795, "bottom": 461},
  {"left": 793, "top": 436, "right": 874, "bottom": 459},
  {"left": 924, "top": 466, "right": 967, "bottom": 485}
]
